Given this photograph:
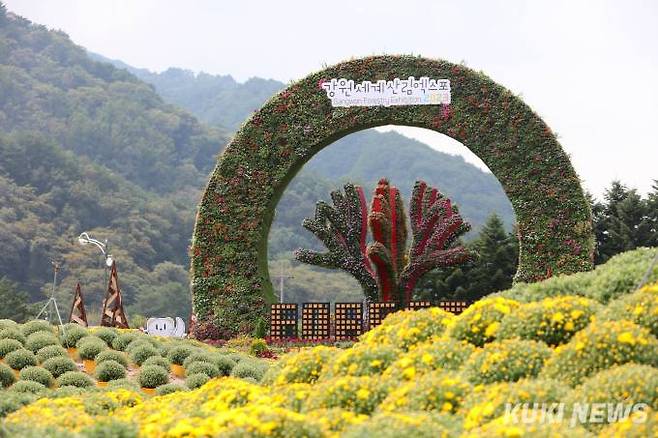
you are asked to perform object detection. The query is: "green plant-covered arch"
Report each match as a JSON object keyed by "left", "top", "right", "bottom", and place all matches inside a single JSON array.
[{"left": 190, "top": 55, "right": 594, "bottom": 338}]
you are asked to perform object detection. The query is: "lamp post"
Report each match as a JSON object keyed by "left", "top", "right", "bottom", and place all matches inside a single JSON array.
[
  {"left": 35, "top": 260, "right": 66, "bottom": 334},
  {"left": 77, "top": 232, "right": 114, "bottom": 277}
]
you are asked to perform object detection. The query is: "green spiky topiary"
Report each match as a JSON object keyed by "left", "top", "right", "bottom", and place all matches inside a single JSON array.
[
  {"left": 0, "top": 338, "right": 24, "bottom": 359},
  {"left": 90, "top": 327, "right": 118, "bottom": 346},
  {"left": 95, "top": 360, "right": 127, "bottom": 382},
  {"left": 0, "top": 362, "right": 16, "bottom": 388},
  {"left": 156, "top": 383, "right": 189, "bottom": 396},
  {"left": 0, "top": 328, "right": 25, "bottom": 345},
  {"left": 19, "top": 366, "right": 54, "bottom": 387},
  {"left": 185, "top": 373, "right": 210, "bottom": 390},
  {"left": 186, "top": 361, "right": 219, "bottom": 378},
  {"left": 60, "top": 324, "right": 88, "bottom": 348},
  {"left": 166, "top": 345, "right": 195, "bottom": 366},
  {"left": 95, "top": 350, "right": 129, "bottom": 368},
  {"left": 25, "top": 331, "right": 59, "bottom": 353},
  {"left": 41, "top": 356, "right": 77, "bottom": 378},
  {"left": 21, "top": 320, "right": 53, "bottom": 337},
  {"left": 138, "top": 365, "right": 169, "bottom": 389},
  {"left": 35, "top": 344, "right": 68, "bottom": 363},
  {"left": 5, "top": 349, "right": 37, "bottom": 370},
  {"left": 129, "top": 344, "right": 159, "bottom": 366},
  {"left": 56, "top": 371, "right": 94, "bottom": 388},
  {"left": 142, "top": 355, "right": 170, "bottom": 372}
]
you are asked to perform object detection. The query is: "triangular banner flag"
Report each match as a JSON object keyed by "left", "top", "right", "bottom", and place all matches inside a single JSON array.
[
  {"left": 100, "top": 261, "right": 129, "bottom": 329},
  {"left": 68, "top": 283, "right": 88, "bottom": 327}
]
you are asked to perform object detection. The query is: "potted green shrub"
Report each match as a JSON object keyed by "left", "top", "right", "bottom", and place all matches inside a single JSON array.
[
  {"left": 95, "top": 360, "right": 127, "bottom": 387},
  {"left": 5, "top": 349, "right": 37, "bottom": 376},
  {"left": 138, "top": 365, "right": 169, "bottom": 395},
  {"left": 60, "top": 324, "right": 88, "bottom": 359},
  {"left": 19, "top": 366, "right": 54, "bottom": 388},
  {"left": 166, "top": 345, "right": 194, "bottom": 378},
  {"left": 77, "top": 337, "right": 107, "bottom": 374}
]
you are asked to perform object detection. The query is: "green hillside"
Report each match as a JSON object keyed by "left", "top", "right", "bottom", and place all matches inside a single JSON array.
[{"left": 0, "top": 6, "right": 518, "bottom": 322}]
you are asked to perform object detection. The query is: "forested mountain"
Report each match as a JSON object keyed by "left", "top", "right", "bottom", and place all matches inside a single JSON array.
[{"left": 0, "top": 5, "right": 518, "bottom": 323}]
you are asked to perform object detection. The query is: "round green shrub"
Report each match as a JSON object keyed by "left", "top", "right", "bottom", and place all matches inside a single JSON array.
[
  {"left": 231, "top": 361, "right": 267, "bottom": 381},
  {"left": 125, "top": 339, "right": 154, "bottom": 355},
  {"left": 41, "top": 356, "right": 77, "bottom": 378},
  {"left": 138, "top": 365, "right": 169, "bottom": 388},
  {"left": 182, "top": 352, "right": 215, "bottom": 369},
  {"left": 461, "top": 378, "right": 570, "bottom": 429},
  {"left": 5, "top": 349, "right": 37, "bottom": 370},
  {"left": 0, "top": 362, "right": 16, "bottom": 388},
  {"left": 95, "top": 350, "right": 129, "bottom": 368},
  {"left": 142, "top": 355, "right": 170, "bottom": 372},
  {"left": 107, "top": 378, "right": 140, "bottom": 391},
  {"left": 226, "top": 352, "right": 249, "bottom": 364},
  {"left": 564, "top": 363, "right": 658, "bottom": 430},
  {"left": 156, "top": 383, "right": 189, "bottom": 396},
  {"left": 599, "top": 287, "right": 658, "bottom": 337},
  {"left": 111, "top": 332, "right": 140, "bottom": 351},
  {"left": 166, "top": 345, "right": 195, "bottom": 366},
  {"left": 381, "top": 370, "right": 472, "bottom": 414},
  {"left": 498, "top": 296, "right": 600, "bottom": 346},
  {"left": 0, "top": 338, "right": 24, "bottom": 359},
  {"left": 0, "top": 392, "right": 35, "bottom": 418},
  {"left": 51, "top": 386, "right": 88, "bottom": 398},
  {"left": 462, "top": 339, "right": 552, "bottom": 384},
  {"left": 25, "top": 331, "right": 59, "bottom": 353},
  {"left": 213, "top": 355, "right": 237, "bottom": 377},
  {"left": 448, "top": 297, "right": 520, "bottom": 347},
  {"left": 57, "top": 371, "right": 94, "bottom": 388},
  {"left": 36, "top": 344, "right": 67, "bottom": 363},
  {"left": 9, "top": 380, "right": 48, "bottom": 396},
  {"left": 19, "top": 366, "right": 54, "bottom": 387},
  {"left": 95, "top": 360, "right": 127, "bottom": 382},
  {"left": 0, "top": 319, "right": 18, "bottom": 330},
  {"left": 0, "top": 328, "right": 25, "bottom": 344},
  {"left": 21, "top": 320, "right": 53, "bottom": 337},
  {"left": 129, "top": 344, "right": 159, "bottom": 366},
  {"left": 90, "top": 327, "right": 118, "bottom": 346},
  {"left": 382, "top": 339, "right": 475, "bottom": 384},
  {"left": 326, "top": 344, "right": 398, "bottom": 378},
  {"left": 60, "top": 324, "right": 88, "bottom": 348},
  {"left": 542, "top": 319, "right": 658, "bottom": 386},
  {"left": 186, "top": 373, "right": 210, "bottom": 390},
  {"left": 186, "top": 361, "right": 220, "bottom": 378},
  {"left": 77, "top": 338, "right": 107, "bottom": 360}
]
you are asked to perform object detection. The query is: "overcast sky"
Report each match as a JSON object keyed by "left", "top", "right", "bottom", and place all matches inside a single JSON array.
[{"left": 5, "top": 0, "right": 657, "bottom": 199}]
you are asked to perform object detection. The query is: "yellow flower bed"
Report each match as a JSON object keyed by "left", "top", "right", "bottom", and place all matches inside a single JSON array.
[{"left": 3, "top": 286, "right": 658, "bottom": 437}]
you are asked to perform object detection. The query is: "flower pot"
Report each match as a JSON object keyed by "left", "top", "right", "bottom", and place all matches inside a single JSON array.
[
  {"left": 66, "top": 348, "right": 78, "bottom": 361},
  {"left": 83, "top": 359, "right": 96, "bottom": 374},
  {"left": 96, "top": 381, "right": 108, "bottom": 388},
  {"left": 12, "top": 369, "right": 19, "bottom": 378},
  {"left": 141, "top": 387, "right": 156, "bottom": 395},
  {"left": 172, "top": 364, "right": 185, "bottom": 378}
]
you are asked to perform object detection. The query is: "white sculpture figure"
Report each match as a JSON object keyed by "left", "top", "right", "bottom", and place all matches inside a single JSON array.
[{"left": 145, "top": 317, "right": 186, "bottom": 338}]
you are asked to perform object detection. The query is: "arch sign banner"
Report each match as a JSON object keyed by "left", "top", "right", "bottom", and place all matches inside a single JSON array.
[
  {"left": 321, "top": 76, "right": 451, "bottom": 107},
  {"left": 190, "top": 55, "right": 594, "bottom": 339}
]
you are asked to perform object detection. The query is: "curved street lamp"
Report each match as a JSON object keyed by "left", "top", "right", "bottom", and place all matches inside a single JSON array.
[{"left": 78, "top": 232, "right": 114, "bottom": 267}]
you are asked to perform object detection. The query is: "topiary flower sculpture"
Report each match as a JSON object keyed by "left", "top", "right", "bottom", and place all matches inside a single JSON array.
[{"left": 295, "top": 178, "right": 474, "bottom": 305}]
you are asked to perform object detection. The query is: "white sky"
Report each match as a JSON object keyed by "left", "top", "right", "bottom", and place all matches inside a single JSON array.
[{"left": 5, "top": 0, "right": 657, "bottom": 199}]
